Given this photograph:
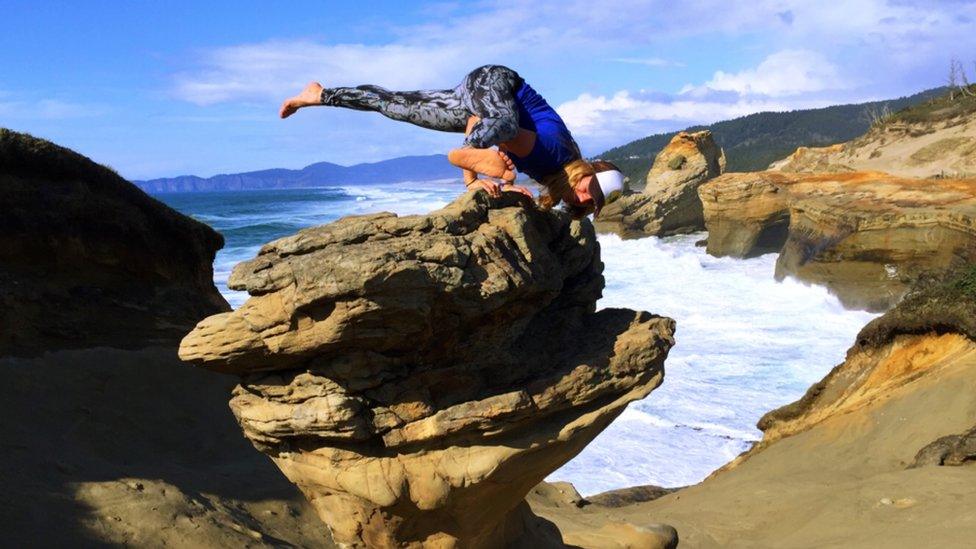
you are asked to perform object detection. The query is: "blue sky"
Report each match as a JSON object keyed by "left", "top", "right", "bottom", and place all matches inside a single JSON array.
[{"left": 3, "top": 0, "right": 975, "bottom": 179}]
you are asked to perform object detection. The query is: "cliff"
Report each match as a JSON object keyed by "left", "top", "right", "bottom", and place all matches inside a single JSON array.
[
  {"left": 594, "top": 131, "right": 725, "bottom": 238},
  {"left": 0, "top": 131, "right": 327, "bottom": 547},
  {"left": 699, "top": 170, "right": 976, "bottom": 310},
  {"left": 0, "top": 129, "right": 229, "bottom": 354},
  {"left": 180, "top": 191, "right": 675, "bottom": 547},
  {"left": 531, "top": 265, "right": 976, "bottom": 548}
]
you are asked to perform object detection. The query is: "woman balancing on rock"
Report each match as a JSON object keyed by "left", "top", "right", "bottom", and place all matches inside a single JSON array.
[{"left": 280, "top": 65, "right": 625, "bottom": 218}]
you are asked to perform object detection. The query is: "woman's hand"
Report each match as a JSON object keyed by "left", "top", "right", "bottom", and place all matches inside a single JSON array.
[
  {"left": 466, "top": 179, "right": 503, "bottom": 198},
  {"left": 501, "top": 183, "right": 533, "bottom": 199}
]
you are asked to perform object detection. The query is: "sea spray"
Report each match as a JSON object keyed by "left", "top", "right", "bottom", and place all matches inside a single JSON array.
[
  {"left": 548, "top": 233, "right": 878, "bottom": 494},
  {"left": 156, "top": 184, "right": 878, "bottom": 494}
]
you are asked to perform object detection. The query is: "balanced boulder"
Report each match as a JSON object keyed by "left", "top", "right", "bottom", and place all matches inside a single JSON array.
[{"left": 180, "top": 192, "right": 675, "bottom": 547}]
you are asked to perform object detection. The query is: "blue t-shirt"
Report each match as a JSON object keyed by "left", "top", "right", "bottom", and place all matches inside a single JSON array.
[{"left": 508, "top": 82, "right": 579, "bottom": 181}]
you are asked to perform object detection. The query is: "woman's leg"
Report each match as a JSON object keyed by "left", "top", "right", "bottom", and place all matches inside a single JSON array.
[
  {"left": 456, "top": 65, "right": 522, "bottom": 148},
  {"left": 320, "top": 85, "right": 470, "bottom": 133}
]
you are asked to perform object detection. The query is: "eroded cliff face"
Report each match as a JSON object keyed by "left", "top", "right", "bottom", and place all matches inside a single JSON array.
[
  {"left": 699, "top": 170, "right": 976, "bottom": 310},
  {"left": 0, "top": 129, "right": 229, "bottom": 353},
  {"left": 594, "top": 131, "right": 725, "bottom": 238},
  {"left": 180, "top": 192, "right": 675, "bottom": 548}
]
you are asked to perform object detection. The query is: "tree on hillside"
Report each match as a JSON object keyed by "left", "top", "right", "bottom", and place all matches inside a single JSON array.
[
  {"left": 947, "top": 58, "right": 975, "bottom": 99},
  {"left": 947, "top": 58, "right": 960, "bottom": 100}
]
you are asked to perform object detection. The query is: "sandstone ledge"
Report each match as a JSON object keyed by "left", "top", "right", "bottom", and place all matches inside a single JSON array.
[{"left": 699, "top": 170, "right": 976, "bottom": 310}]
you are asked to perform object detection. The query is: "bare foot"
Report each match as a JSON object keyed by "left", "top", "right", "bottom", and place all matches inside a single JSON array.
[
  {"left": 279, "top": 81, "right": 324, "bottom": 119},
  {"left": 497, "top": 150, "right": 517, "bottom": 183},
  {"left": 448, "top": 147, "right": 516, "bottom": 182}
]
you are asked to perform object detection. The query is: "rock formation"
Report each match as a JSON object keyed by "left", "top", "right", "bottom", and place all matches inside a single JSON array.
[
  {"left": 699, "top": 170, "right": 976, "bottom": 310},
  {"left": 594, "top": 131, "right": 725, "bottom": 238},
  {"left": 0, "top": 129, "right": 229, "bottom": 354},
  {"left": 180, "top": 191, "right": 675, "bottom": 547},
  {"left": 531, "top": 266, "right": 976, "bottom": 548}
]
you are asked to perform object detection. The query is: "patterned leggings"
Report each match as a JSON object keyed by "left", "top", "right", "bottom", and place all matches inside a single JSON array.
[{"left": 319, "top": 65, "right": 522, "bottom": 149}]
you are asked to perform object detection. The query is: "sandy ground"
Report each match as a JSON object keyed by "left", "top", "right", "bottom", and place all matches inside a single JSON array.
[{"left": 0, "top": 347, "right": 334, "bottom": 547}]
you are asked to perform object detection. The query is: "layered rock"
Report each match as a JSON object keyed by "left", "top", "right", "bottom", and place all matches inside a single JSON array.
[
  {"left": 699, "top": 170, "right": 976, "bottom": 310},
  {"left": 180, "top": 191, "right": 675, "bottom": 547},
  {"left": 0, "top": 129, "right": 228, "bottom": 353},
  {"left": 594, "top": 131, "right": 725, "bottom": 238}
]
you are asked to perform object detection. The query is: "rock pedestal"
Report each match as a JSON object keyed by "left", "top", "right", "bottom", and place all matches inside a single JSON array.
[
  {"left": 595, "top": 130, "right": 725, "bottom": 238},
  {"left": 180, "top": 192, "right": 675, "bottom": 547}
]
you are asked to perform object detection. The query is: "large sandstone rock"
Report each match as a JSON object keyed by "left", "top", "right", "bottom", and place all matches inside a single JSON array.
[
  {"left": 0, "top": 129, "right": 228, "bottom": 354},
  {"left": 595, "top": 131, "right": 725, "bottom": 238},
  {"left": 699, "top": 171, "right": 976, "bottom": 310},
  {"left": 180, "top": 191, "right": 675, "bottom": 547}
]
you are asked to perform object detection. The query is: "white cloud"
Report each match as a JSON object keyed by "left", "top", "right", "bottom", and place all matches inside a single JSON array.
[
  {"left": 173, "top": 40, "right": 479, "bottom": 106},
  {"left": 0, "top": 99, "right": 107, "bottom": 120},
  {"left": 687, "top": 50, "right": 844, "bottom": 97},
  {"left": 557, "top": 90, "right": 829, "bottom": 139},
  {"left": 611, "top": 57, "right": 685, "bottom": 68}
]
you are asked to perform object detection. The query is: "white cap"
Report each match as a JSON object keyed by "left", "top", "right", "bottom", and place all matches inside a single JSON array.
[
  {"left": 592, "top": 169, "right": 625, "bottom": 216},
  {"left": 595, "top": 169, "right": 625, "bottom": 198}
]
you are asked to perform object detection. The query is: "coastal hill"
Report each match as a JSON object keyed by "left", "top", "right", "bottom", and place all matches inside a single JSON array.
[
  {"left": 770, "top": 83, "right": 976, "bottom": 178},
  {"left": 134, "top": 154, "right": 457, "bottom": 193},
  {"left": 599, "top": 87, "right": 947, "bottom": 186}
]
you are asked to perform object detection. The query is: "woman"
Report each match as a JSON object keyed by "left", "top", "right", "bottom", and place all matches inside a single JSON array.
[{"left": 280, "top": 65, "right": 624, "bottom": 218}]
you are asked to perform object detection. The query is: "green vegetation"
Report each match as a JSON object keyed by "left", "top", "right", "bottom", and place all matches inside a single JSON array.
[
  {"left": 886, "top": 84, "right": 976, "bottom": 124},
  {"left": 856, "top": 263, "right": 976, "bottom": 349},
  {"left": 598, "top": 88, "right": 947, "bottom": 186},
  {"left": 667, "top": 154, "right": 686, "bottom": 170}
]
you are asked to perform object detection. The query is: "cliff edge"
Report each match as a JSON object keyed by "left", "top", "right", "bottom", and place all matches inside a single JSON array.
[
  {"left": 0, "top": 129, "right": 229, "bottom": 353},
  {"left": 180, "top": 191, "right": 676, "bottom": 547},
  {"left": 699, "top": 170, "right": 976, "bottom": 310}
]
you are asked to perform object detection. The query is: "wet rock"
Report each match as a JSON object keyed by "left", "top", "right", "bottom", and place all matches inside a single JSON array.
[{"left": 911, "top": 426, "right": 976, "bottom": 467}]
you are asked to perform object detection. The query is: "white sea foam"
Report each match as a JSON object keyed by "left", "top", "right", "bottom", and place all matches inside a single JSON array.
[{"left": 547, "top": 233, "right": 878, "bottom": 495}]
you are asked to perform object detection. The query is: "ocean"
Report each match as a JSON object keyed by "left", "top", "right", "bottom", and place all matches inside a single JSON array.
[{"left": 157, "top": 182, "right": 878, "bottom": 495}]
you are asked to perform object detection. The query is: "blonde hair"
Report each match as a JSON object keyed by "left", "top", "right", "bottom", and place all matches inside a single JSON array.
[
  {"left": 538, "top": 159, "right": 595, "bottom": 210},
  {"left": 537, "top": 159, "right": 623, "bottom": 218}
]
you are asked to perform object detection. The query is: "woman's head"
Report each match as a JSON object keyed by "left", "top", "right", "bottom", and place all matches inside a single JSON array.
[{"left": 539, "top": 159, "right": 624, "bottom": 218}]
